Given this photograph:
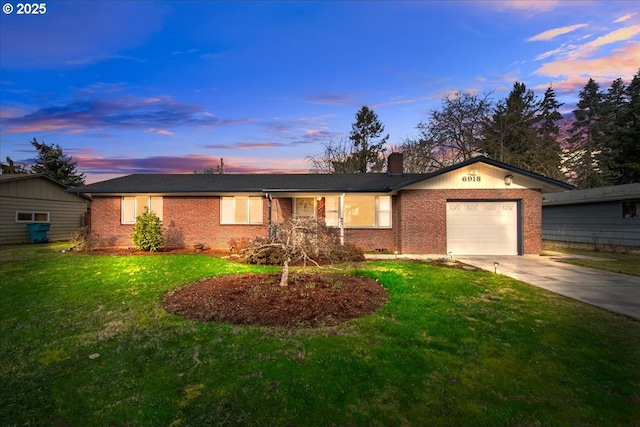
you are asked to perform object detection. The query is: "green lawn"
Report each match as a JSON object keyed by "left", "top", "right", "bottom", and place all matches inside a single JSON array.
[
  {"left": 543, "top": 241, "right": 640, "bottom": 276},
  {"left": 2, "top": 243, "right": 639, "bottom": 426}
]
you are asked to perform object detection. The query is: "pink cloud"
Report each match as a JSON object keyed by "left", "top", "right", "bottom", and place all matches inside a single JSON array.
[
  {"left": 490, "top": 0, "right": 564, "bottom": 13},
  {"left": 534, "top": 42, "right": 640, "bottom": 91},
  {"left": 568, "top": 25, "right": 640, "bottom": 59},
  {"left": 527, "top": 24, "right": 588, "bottom": 42},
  {"left": 145, "top": 128, "right": 175, "bottom": 136},
  {"left": 74, "top": 153, "right": 312, "bottom": 183},
  {"left": 614, "top": 13, "right": 637, "bottom": 24}
]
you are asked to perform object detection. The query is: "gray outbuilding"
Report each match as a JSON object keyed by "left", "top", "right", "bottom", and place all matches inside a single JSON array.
[
  {"left": 542, "top": 183, "right": 640, "bottom": 249},
  {"left": 0, "top": 174, "right": 89, "bottom": 245}
]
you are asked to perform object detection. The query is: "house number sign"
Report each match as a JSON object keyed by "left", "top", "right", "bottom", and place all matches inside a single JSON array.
[{"left": 461, "top": 175, "right": 481, "bottom": 182}]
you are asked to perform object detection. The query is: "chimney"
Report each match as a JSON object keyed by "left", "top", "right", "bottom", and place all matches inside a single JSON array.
[{"left": 387, "top": 152, "right": 404, "bottom": 175}]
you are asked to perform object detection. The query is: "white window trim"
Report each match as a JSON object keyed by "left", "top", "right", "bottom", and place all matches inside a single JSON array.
[
  {"left": 328, "top": 195, "right": 392, "bottom": 229},
  {"left": 376, "top": 195, "right": 392, "bottom": 228},
  {"left": 324, "top": 196, "right": 340, "bottom": 227},
  {"left": 220, "top": 196, "right": 263, "bottom": 225},
  {"left": 121, "top": 196, "right": 163, "bottom": 224},
  {"left": 15, "top": 211, "right": 50, "bottom": 223}
]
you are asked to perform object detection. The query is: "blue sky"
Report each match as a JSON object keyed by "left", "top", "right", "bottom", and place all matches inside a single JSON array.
[{"left": 1, "top": 1, "right": 639, "bottom": 183}]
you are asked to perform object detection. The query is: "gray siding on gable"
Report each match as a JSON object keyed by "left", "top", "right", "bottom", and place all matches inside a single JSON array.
[
  {"left": 542, "top": 201, "right": 640, "bottom": 247},
  {"left": 0, "top": 176, "right": 88, "bottom": 245}
]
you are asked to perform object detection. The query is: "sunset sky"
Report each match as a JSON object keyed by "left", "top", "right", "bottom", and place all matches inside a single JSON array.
[{"left": 1, "top": 1, "right": 639, "bottom": 183}]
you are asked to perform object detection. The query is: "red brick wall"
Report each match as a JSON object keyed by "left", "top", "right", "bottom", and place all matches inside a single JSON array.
[
  {"left": 91, "top": 196, "right": 271, "bottom": 249},
  {"left": 344, "top": 228, "right": 397, "bottom": 252},
  {"left": 396, "top": 188, "right": 542, "bottom": 254},
  {"left": 90, "top": 189, "right": 542, "bottom": 254},
  {"left": 164, "top": 196, "right": 272, "bottom": 249},
  {"left": 342, "top": 195, "right": 400, "bottom": 252}
]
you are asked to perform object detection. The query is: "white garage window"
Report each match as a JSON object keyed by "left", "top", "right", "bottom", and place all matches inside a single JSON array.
[
  {"left": 221, "top": 196, "right": 263, "bottom": 224},
  {"left": 122, "top": 196, "right": 163, "bottom": 224}
]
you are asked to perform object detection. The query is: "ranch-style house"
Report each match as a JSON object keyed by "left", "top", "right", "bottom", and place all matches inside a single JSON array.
[{"left": 68, "top": 155, "right": 573, "bottom": 255}]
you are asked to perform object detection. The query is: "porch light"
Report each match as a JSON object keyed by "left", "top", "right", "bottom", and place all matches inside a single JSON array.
[{"left": 504, "top": 174, "right": 514, "bottom": 186}]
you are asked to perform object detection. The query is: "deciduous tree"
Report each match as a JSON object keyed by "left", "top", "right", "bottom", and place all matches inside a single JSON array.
[
  {"left": 307, "top": 139, "right": 359, "bottom": 174},
  {"left": 399, "top": 92, "right": 492, "bottom": 172},
  {"left": 244, "top": 218, "right": 343, "bottom": 287}
]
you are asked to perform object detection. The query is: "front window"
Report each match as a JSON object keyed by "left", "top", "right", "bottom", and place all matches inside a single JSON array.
[
  {"left": 343, "top": 195, "right": 391, "bottom": 228},
  {"left": 294, "top": 197, "right": 316, "bottom": 219},
  {"left": 324, "top": 196, "right": 340, "bottom": 226},
  {"left": 622, "top": 200, "right": 639, "bottom": 219},
  {"left": 221, "top": 196, "right": 263, "bottom": 224},
  {"left": 121, "top": 196, "right": 163, "bottom": 224},
  {"left": 16, "top": 211, "right": 50, "bottom": 223}
]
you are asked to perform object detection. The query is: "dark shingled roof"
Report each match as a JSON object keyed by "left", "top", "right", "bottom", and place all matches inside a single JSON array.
[
  {"left": 67, "top": 172, "right": 426, "bottom": 194},
  {"left": 67, "top": 156, "right": 574, "bottom": 195}
]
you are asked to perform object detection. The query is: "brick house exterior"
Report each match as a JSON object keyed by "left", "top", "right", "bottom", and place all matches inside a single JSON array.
[{"left": 69, "top": 156, "right": 571, "bottom": 255}]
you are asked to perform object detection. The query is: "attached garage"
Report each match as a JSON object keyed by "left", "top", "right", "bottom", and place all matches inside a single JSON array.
[{"left": 446, "top": 201, "right": 520, "bottom": 255}]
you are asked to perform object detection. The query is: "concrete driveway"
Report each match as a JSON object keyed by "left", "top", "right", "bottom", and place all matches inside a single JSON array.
[{"left": 456, "top": 254, "right": 640, "bottom": 321}]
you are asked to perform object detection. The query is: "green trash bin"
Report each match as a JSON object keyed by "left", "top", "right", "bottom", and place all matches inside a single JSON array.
[{"left": 26, "top": 223, "right": 50, "bottom": 243}]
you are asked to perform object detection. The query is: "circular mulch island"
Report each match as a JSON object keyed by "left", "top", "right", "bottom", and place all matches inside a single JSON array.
[{"left": 162, "top": 273, "right": 389, "bottom": 328}]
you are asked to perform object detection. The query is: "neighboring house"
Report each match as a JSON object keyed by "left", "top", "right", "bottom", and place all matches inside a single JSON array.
[
  {"left": 67, "top": 155, "right": 572, "bottom": 255},
  {"left": 542, "top": 183, "right": 640, "bottom": 248},
  {"left": 0, "top": 174, "right": 90, "bottom": 245}
]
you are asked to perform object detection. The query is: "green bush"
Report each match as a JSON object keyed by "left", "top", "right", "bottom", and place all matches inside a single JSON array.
[
  {"left": 131, "top": 208, "right": 165, "bottom": 252},
  {"left": 328, "top": 243, "right": 365, "bottom": 263}
]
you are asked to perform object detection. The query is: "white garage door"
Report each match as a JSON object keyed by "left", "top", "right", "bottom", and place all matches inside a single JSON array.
[{"left": 446, "top": 201, "right": 518, "bottom": 255}]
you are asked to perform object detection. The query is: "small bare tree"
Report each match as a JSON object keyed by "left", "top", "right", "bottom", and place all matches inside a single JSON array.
[
  {"left": 243, "top": 218, "right": 347, "bottom": 286},
  {"left": 306, "top": 138, "right": 358, "bottom": 174}
]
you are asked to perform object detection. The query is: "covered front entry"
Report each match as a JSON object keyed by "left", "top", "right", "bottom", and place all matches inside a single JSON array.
[{"left": 446, "top": 201, "right": 519, "bottom": 255}]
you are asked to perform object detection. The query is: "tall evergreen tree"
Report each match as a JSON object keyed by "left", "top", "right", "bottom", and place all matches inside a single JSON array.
[
  {"left": 30, "top": 138, "right": 86, "bottom": 186},
  {"left": 611, "top": 69, "right": 640, "bottom": 184},
  {"left": 1, "top": 156, "right": 29, "bottom": 174},
  {"left": 481, "top": 82, "right": 540, "bottom": 170},
  {"left": 568, "top": 79, "right": 612, "bottom": 188},
  {"left": 601, "top": 77, "right": 629, "bottom": 184},
  {"left": 535, "top": 85, "right": 565, "bottom": 180},
  {"left": 349, "top": 106, "right": 388, "bottom": 173}
]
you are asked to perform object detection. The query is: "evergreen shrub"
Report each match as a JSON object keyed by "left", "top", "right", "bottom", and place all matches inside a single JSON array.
[{"left": 131, "top": 208, "right": 165, "bottom": 252}]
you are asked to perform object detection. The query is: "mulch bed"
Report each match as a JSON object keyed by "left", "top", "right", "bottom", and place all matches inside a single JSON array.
[
  {"left": 75, "top": 246, "right": 475, "bottom": 328},
  {"left": 162, "top": 273, "right": 389, "bottom": 328}
]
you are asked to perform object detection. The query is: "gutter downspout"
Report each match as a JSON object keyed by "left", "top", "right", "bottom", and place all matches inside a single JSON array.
[
  {"left": 266, "top": 192, "right": 273, "bottom": 239},
  {"left": 339, "top": 193, "right": 345, "bottom": 246}
]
